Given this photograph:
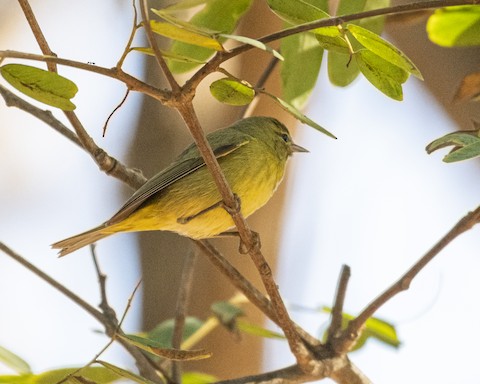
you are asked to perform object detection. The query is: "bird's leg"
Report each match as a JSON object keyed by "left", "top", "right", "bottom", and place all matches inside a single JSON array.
[
  {"left": 217, "top": 230, "right": 261, "bottom": 254},
  {"left": 176, "top": 201, "right": 223, "bottom": 224}
]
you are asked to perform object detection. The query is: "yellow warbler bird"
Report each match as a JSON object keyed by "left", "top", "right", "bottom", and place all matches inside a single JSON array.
[{"left": 52, "top": 116, "right": 307, "bottom": 256}]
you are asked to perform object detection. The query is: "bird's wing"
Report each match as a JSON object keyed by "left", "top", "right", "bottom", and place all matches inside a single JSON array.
[{"left": 107, "top": 140, "right": 249, "bottom": 225}]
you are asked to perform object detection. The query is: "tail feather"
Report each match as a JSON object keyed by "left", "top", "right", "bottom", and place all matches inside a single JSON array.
[{"left": 52, "top": 225, "right": 112, "bottom": 257}]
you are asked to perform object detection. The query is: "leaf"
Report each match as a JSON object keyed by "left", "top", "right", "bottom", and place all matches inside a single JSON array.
[
  {"left": 0, "top": 374, "right": 34, "bottom": 384},
  {"left": 355, "top": 49, "right": 407, "bottom": 101},
  {"left": 328, "top": 52, "right": 359, "bottom": 87},
  {"left": 281, "top": 30, "right": 324, "bottom": 109},
  {"left": 0, "top": 345, "right": 31, "bottom": 374},
  {"left": 314, "top": 26, "right": 350, "bottom": 53},
  {"left": 182, "top": 371, "right": 217, "bottom": 384},
  {"left": 236, "top": 319, "right": 285, "bottom": 339},
  {"left": 35, "top": 367, "right": 121, "bottom": 384},
  {"left": 219, "top": 34, "right": 284, "bottom": 60},
  {"left": 267, "top": 0, "right": 329, "bottom": 24},
  {"left": 150, "top": 20, "right": 224, "bottom": 51},
  {"left": 322, "top": 308, "right": 400, "bottom": 351},
  {"left": 168, "top": 0, "right": 253, "bottom": 73},
  {"left": 347, "top": 24, "right": 423, "bottom": 79},
  {"left": 151, "top": 8, "right": 220, "bottom": 35},
  {"left": 336, "top": 0, "right": 367, "bottom": 16},
  {"left": 0, "top": 64, "right": 77, "bottom": 110},
  {"left": 209, "top": 77, "right": 255, "bottom": 106},
  {"left": 426, "top": 130, "right": 480, "bottom": 163},
  {"left": 131, "top": 47, "right": 206, "bottom": 64},
  {"left": 147, "top": 316, "right": 204, "bottom": 347},
  {"left": 427, "top": 5, "right": 480, "bottom": 47},
  {"left": 356, "top": 0, "right": 390, "bottom": 34},
  {"left": 161, "top": 0, "right": 210, "bottom": 12},
  {"left": 119, "top": 334, "right": 212, "bottom": 361},
  {"left": 96, "top": 361, "right": 157, "bottom": 384},
  {"left": 261, "top": 90, "right": 337, "bottom": 139},
  {"left": 454, "top": 72, "right": 480, "bottom": 102}
]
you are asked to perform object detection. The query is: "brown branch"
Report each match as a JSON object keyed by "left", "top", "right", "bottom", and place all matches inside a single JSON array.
[
  {"left": 140, "top": 0, "right": 180, "bottom": 93},
  {"left": 214, "top": 355, "right": 371, "bottom": 384},
  {"left": 175, "top": 102, "right": 314, "bottom": 371},
  {"left": 184, "top": 0, "right": 475, "bottom": 92},
  {"left": 334, "top": 205, "right": 480, "bottom": 353},
  {"left": 0, "top": 50, "right": 170, "bottom": 104},
  {"left": 0, "top": 242, "right": 161, "bottom": 382},
  {"left": 327, "top": 265, "right": 351, "bottom": 345}
]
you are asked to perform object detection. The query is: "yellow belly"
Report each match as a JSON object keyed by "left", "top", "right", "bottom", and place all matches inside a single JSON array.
[{"left": 110, "top": 145, "right": 286, "bottom": 239}]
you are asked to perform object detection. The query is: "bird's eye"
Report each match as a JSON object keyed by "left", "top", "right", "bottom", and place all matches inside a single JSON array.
[{"left": 281, "top": 133, "right": 290, "bottom": 143}]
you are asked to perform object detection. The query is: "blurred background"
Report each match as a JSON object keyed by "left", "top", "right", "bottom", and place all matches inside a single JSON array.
[{"left": 1, "top": 0, "right": 480, "bottom": 383}]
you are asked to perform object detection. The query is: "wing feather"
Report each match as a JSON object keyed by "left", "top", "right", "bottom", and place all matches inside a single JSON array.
[{"left": 107, "top": 140, "right": 249, "bottom": 225}]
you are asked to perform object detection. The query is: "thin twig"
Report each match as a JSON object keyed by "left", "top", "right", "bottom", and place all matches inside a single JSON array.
[
  {"left": 172, "top": 251, "right": 197, "bottom": 383},
  {"left": 335, "top": 205, "right": 480, "bottom": 353},
  {"left": 241, "top": 56, "right": 279, "bottom": 119},
  {"left": 0, "top": 50, "right": 170, "bottom": 103},
  {"left": 102, "top": 89, "right": 130, "bottom": 137},
  {"left": 327, "top": 265, "right": 351, "bottom": 347},
  {"left": 183, "top": 0, "right": 475, "bottom": 92},
  {"left": 116, "top": 0, "right": 140, "bottom": 69},
  {"left": 140, "top": 0, "right": 180, "bottom": 93}
]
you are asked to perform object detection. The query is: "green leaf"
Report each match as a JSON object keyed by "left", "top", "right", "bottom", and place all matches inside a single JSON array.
[
  {"left": 427, "top": 6, "right": 480, "bottom": 47},
  {"left": 267, "top": 0, "right": 329, "bottom": 24},
  {"left": 96, "top": 361, "right": 157, "bottom": 384},
  {"left": 0, "top": 346, "right": 31, "bottom": 374},
  {"left": 119, "top": 334, "right": 212, "bottom": 361},
  {"left": 219, "top": 34, "right": 284, "bottom": 60},
  {"left": 147, "top": 316, "right": 204, "bottom": 347},
  {"left": 314, "top": 27, "right": 350, "bottom": 53},
  {"left": 355, "top": 49, "right": 406, "bottom": 101},
  {"left": 261, "top": 90, "right": 337, "bottom": 139},
  {"left": 426, "top": 130, "right": 480, "bottom": 163},
  {"left": 328, "top": 52, "right": 359, "bottom": 87},
  {"left": 236, "top": 319, "right": 285, "bottom": 339},
  {"left": 322, "top": 308, "right": 400, "bottom": 351},
  {"left": 210, "top": 78, "right": 255, "bottom": 106},
  {"left": 161, "top": 0, "right": 210, "bottom": 12},
  {"left": 182, "top": 371, "right": 217, "bottom": 384},
  {"left": 150, "top": 20, "right": 224, "bottom": 51},
  {"left": 347, "top": 24, "right": 423, "bottom": 79},
  {"left": 131, "top": 47, "right": 206, "bottom": 64},
  {"left": 0, "top": 374, "right": 34, "bottom": 384},
  {"left": 151, "top": 8, "right": 220, "bottom": 35},
  {"left": 35, "top": 367, "right": 121, "bottom": 384},
  {"left": 0, "top": 64, "right": 77, "bottom": 110},
  {"left": 281, "top": 31, "right": 324, "bottom": 109},
  {"left": 168, "top": 0, "right": 253, "bottom": 73},
  {"left": 326, "top": 0, "right": 390, "bottom": 87}
]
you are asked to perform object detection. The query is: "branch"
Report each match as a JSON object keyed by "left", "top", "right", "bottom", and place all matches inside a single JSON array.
[
  {"left": 184, "top": 0, "right": 475, "bottom": 91},
  {"left": 175, "top": 102, "right": 315, "bottom": 372},
  {"left": 327, "top": 265, "right": 351, "bottom": 344},
  {"left": 140, "top": 0, "right": 180, "bottom": 93},
  {"left": 0, "top": 50, "right": 171, "bottom": 103},
  {"left": 334, "top": 205, "right": 480, "bottom": 353}
]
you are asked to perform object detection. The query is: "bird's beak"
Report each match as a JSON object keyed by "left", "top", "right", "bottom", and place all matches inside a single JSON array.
[{"left": 291, "top": 142, "right": 309, "bottom": 153}]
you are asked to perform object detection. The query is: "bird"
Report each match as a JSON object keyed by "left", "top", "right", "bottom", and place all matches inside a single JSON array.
[{"left": 52, "top": 116, "right": 308, "bottom": 256}]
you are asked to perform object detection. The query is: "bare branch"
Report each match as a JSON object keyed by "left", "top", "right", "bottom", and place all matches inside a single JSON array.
[
  {"left": 140, "top": 0, "right": 180, "bottom": 93},
  {"left": 327, "top": 265, "right": 351, "bottom": 344},
  {"left": 335, "top": 205, "right": 480, "bottom": 353}
]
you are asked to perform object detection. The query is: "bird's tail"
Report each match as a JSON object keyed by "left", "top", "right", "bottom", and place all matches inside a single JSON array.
[{"left": 52, "top": 224, "right": 112, "bottom": 257}]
